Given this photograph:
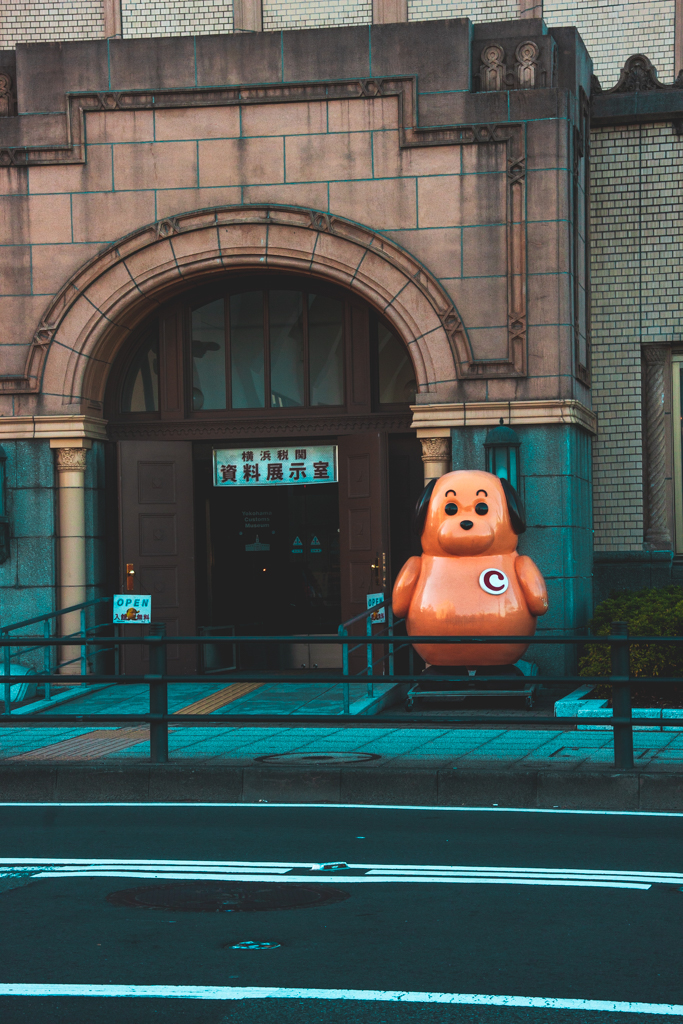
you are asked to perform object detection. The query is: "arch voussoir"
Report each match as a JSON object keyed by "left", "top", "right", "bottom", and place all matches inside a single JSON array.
[{"left": 34, "top": 205, "right": 469, "bottom": 409}]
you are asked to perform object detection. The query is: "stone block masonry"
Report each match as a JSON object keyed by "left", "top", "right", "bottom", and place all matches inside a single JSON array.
[{"left": 590, "top": 121, "right": 683, "bottom": 552}]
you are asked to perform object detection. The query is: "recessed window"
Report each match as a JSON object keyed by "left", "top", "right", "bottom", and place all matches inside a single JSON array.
[
  {"left": 378, "top": 323, "right": 416, "bottom": 405},
  {"left": 121, "top": 327, "right": 159, "bottom": 413},
  {"left": 199, "top": 287, "right": 345, "bottom": 411},
  {"left": 309, "top": 294, "right": 344, "bottom": 406},
  {"left": 192, "top": 299, "right": 225, "bottom": 411},
  {"left": 116, "top": 280, "right": 417, "bottom": 416}
]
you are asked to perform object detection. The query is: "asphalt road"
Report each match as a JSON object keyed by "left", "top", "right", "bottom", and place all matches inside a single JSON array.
[{"left": 0, "top": 803, "right": 682, "bottom": 1023}]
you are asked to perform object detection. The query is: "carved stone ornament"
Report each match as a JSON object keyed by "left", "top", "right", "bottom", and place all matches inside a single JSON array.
[
  {"left": 607, "top": 54, "right": 664, "bottom": 94},
  {"left": 515, "top": 41, "right": 539, "bottom": 90},
  {"left": 480, "top": 45, "right": 506, "bottom": 93},
  {"left": 0, "top": 72, "right": 14, "bottom": 118},
  {"left": 420, "top": 437, "right": 451, "bottom": 463},
  {"left": 55, "top": 447, "right": 88, "bottom": 472},
  {"left": 643, "top": 345, "right": 671, "bottom": 549}
]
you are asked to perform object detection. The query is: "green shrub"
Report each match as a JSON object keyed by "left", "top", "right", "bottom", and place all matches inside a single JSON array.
[{"left": 579, "top": 586, "right": 683, "bottom": 678}]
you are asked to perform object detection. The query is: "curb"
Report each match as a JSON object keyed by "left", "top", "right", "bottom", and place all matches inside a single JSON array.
[{"left": 1, "top": 763, "right": 683, "bottom": 810}]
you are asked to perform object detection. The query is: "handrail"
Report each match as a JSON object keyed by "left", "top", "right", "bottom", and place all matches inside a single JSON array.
[
  {"left": 0, "top": 594, "right": 110, "bottom": 634},
  {"left": 1, "top": 623, "right": 682, "bottom": 773},
  {"left": 0, "top": 595, "right": 114, "bottom": 702}
]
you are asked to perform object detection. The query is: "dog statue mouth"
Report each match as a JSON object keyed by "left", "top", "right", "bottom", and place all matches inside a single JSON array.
[{"left": 437, "top": 520, "right": 493, "bottom": 555}]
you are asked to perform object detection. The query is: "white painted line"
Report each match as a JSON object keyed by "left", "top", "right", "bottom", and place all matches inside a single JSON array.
[
  {"left": 0, "top": 858, "right": 667, "bottom": 889},
  {"left": 0, "top": 984, "right": 680, "bottom": 1013},
  {"left": 0, "top": 802, "right": 682, "bottom": 817},
  {"left": 25, "top": 872, "right": 649, "bottom": 889}
]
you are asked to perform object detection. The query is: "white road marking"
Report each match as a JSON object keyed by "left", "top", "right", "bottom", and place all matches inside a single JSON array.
[
  {"left": 1, "top": 802, "right": 683, "bottom": 817},
  {"left": 0, "top": 984, "right": 680, "bottom": 1013},
  {"left": 0, "top": 857, "right": 674, "bottom": 889}
]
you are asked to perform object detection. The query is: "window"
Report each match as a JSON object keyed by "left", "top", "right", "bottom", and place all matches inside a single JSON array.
[
  {"left": 377, "top": 323, "right": 416, "bottom": 405},
  {"left": 190, "top": 287, "right": 345, "bottom": 412},
  {"left": 115, "top": 279, "right": 417, "bottom": 416},
  {"left": 120, "top": 327, "right": 159, "bottom": 413}
]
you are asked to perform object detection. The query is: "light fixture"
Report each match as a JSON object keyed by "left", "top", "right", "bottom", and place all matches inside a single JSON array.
[{"left": 484, "top": 418, "right": 521, "bottom": 492}]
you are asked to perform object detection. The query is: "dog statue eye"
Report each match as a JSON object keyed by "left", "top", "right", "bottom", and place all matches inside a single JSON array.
[
  {"left": 475, "top": 502, "right": 489, "bottom": 516},
  {"left": 444, "top": 502, "right": 458, "bottom": 516}
]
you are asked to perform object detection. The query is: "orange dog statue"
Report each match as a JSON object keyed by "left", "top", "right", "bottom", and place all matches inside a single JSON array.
[{"left": 392, "top": 470, "right": 548, "bottom": 667}]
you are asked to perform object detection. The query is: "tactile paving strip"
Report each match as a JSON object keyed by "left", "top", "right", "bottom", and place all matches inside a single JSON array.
[{"left": 4, "top": 682, "right": 265, "bottom": 761}]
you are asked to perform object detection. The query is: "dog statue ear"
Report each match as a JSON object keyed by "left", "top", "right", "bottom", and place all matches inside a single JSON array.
[
  {"left": 413, "top": 478, "right": 437, "bottom": 536},
  {"left": 500, "top": 477, "right": 526, "bottom": 534}
]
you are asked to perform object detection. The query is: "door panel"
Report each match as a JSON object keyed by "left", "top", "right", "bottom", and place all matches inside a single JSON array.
[
  {"left": 338, "top": 432, "right": 389, "bottom": 627},
  {"left": 119, "top": 440, "right": 196, "bottom": 674}
]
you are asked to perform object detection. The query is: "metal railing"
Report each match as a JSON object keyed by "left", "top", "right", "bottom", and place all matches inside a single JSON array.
[
  {"left": 0, "top": 596, "right": 116, "bottom": 702},
  {"left": 0, "top": 619, "right": 680, "bottom": 770}
]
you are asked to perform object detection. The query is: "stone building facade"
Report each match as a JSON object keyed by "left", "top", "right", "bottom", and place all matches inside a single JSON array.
[{"left": 0, "top": 1, "right": 681, "bottom": 675}]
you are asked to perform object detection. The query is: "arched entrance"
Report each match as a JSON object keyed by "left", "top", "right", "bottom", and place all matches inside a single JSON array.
[
  {"left": 106, "top": 269, "right": 425, "bottom": 668},
  {"left": 35, "top": 206, "right": 465, "bottom": 671}
]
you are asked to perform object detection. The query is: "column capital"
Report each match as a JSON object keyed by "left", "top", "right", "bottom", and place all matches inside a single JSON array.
[
  {"left": 54, "top": 447, "right": 88, "bottom": 472},
  {"left": 642, "top": 344, "right": 668, "bottom": 365},
  {"left": 420, "top": 436, "right": 451, "bottom": 463}
]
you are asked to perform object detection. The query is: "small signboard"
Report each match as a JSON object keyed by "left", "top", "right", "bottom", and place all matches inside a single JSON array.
[
  {"left": 113, "top": 595, "right": 151, "bottom": 623},
  {"left": 213, "top": 445, "right": 338, "bottom": 488},
  {"left": 367, "top": 592, "right": 386, "bottom": 624}
]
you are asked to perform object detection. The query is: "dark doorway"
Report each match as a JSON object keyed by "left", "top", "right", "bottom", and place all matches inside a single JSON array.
[{"left": 195, "top": 455, "right": 340, "bottom": 637}]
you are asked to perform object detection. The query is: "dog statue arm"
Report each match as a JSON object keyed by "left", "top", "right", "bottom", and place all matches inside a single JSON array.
[
  {"left": 515, "top": 555, "right": 549, "bottom": 617},
  {"left": 392, "top": 556, "right": 422, "bottom": 618}
]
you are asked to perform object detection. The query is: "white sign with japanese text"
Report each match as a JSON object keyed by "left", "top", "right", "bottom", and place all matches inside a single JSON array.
[
  {"left": 113, "top": 595, "right": 152, "bottom": 624},
  {"left": 213, "top": 445, "right": 338, "bottom": 488}
]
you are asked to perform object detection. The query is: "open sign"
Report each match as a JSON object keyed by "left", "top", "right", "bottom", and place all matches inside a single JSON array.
[{"left": 113, "top": 595, "right": 152, "bottom": 624}]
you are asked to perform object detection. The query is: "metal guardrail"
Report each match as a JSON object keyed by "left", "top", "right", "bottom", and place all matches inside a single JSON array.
[
  {"left": 0, "top": 620, "right": 680, "bottom": 770},
  {"left": 0, "top": 595, "right": 115, "bottom": 698}
]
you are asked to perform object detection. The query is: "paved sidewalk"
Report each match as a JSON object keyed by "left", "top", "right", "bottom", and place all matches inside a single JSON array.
[
  {"left": 3, "top": 718, "right": 683, "bottom": 770},
  {"left": 2, "top": 679, "right": 682, "bottom": 772}
]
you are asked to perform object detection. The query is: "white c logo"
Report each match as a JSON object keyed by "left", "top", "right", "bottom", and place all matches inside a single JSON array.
[{"left": 479, "top": 568, "right": 509, "bottom": 595}]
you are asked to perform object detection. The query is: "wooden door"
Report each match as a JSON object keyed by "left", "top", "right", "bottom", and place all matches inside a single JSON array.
[
  {"left": 118, "top": 440, "right": 196, "bottom": 674},
  {"left": 338, "top": 432, "right": 390, "bottom": 630}
]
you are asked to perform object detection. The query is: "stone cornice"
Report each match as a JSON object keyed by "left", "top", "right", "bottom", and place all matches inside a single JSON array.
[
  {"left": 0, "top": 415, "right": 108, "bottom": 441},
  {"left": 410, "top": 399, "right": 597, "bottom": 435}
]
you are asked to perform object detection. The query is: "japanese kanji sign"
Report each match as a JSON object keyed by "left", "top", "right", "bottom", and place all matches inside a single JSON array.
[{"left": 213, "top": 445, "right": 338, "bottom": 488}]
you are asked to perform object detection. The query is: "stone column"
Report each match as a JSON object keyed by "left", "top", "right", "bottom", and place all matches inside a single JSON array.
[
  {"left": 643, "top": 345, "right": 671, "bottom": 549},
  {"left": 420, "top": 436, "right": 451, "bottom": 484},
  {"left": 51, "top": 440, "right": 91, "bottom": 674}
]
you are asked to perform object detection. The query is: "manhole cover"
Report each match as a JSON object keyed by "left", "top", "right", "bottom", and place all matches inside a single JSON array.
[
  {"left": 106, "top": 881, "right": 350, "bottom": 913},
  {"left": 254, "top": 752, "right": 381, "bottom": 765}
]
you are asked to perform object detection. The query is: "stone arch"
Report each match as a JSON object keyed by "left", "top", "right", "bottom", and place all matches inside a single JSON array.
[{"left": 33, "top": 205, "right": 472, "bottom": 410}]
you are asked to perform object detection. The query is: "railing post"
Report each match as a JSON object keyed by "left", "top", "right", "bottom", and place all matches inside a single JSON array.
[
  {"left": 148, "top": 623, "right": 168, "bottom": 764},
  {"left": 339, "top": 625, "right": 350, "bottom": 714},
  {"left": 43, "top": 619, "right": 51, "bottom": 700},
  {"left": 2, "top": 634, "right": 10, "bottom": 716},
  {"left": 80, "top": 608, "right": 87, "bottom": 681},
  {"left": 388, "top": 605, "right": 395, "bottom": 678},
  {"left": 610, "top": 620, "right": 633, "bottom": 770},
  {"left": 366, "top": 614, "right": 373, "bottom": 698}
]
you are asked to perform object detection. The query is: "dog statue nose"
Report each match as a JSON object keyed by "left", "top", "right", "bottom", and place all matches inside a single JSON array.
[{"left": 460, "top": 520, "right": 473, "bottom": 530}]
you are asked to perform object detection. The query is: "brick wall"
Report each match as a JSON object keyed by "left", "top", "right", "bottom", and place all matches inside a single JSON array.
[
  {"left": 407, "top": 1, "right": 517, "bottom": 22},
  {"left": 121, "top": 0, "right": 233, "bottom": 38},
  {"left": 544, "top": 1, "right": 676, "bottom": 86},
  {"left": 590, "top": 121, "right": 683, "bottom": 551},
  {"left": 0, "top": 1, "right": 104, "bottom": 48},
  {"left": 262, "top": 0, "right": 370, "bottom": 31}
]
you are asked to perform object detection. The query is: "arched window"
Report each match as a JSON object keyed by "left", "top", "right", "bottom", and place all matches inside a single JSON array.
[
  {"left": 120, "top": 326, "right": 159, "bottom": 413},
  {"left": 190, "top": 287, "right": 346, "bottom": 412},
  {"left": 112, "top": 277, "right": 414, "bottom": 417}
]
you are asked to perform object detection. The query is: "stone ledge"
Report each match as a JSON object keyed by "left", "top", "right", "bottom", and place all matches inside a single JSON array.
[{"left": 3, "top": 763, "right": 683, "bottom": 810}]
